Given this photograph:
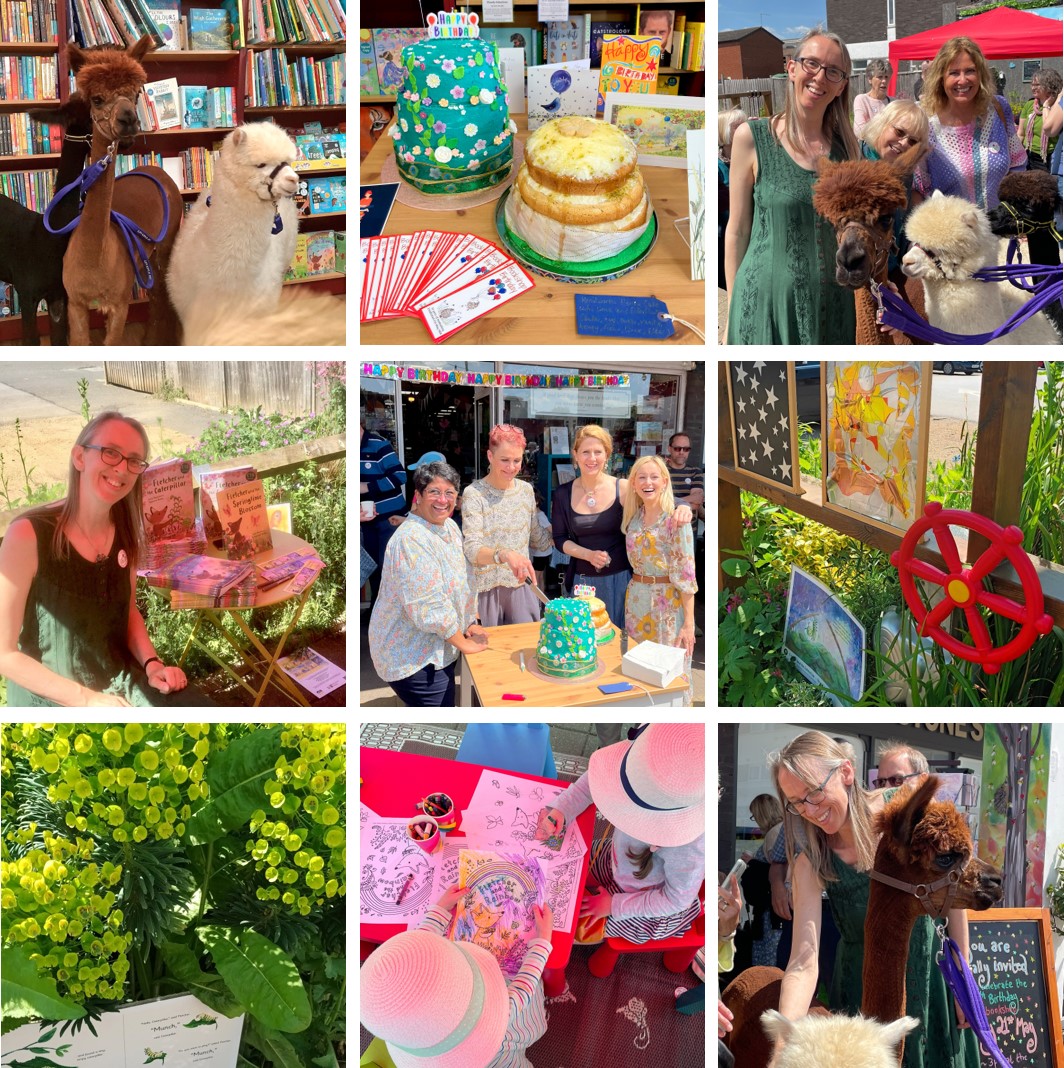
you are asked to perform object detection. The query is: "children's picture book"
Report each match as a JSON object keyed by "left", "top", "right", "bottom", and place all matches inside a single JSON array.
[
  {"left": 144, "top": 77, "right": 181, "bottom": 130},
  {"left": 276, "top": 645, "right": 345, "bottom": 697},
  {"left": 306, "top": 230, "right": 336, "bottom": 275},
  {"left": 335, "top": 231, "right": 346, "bottom": 274},
  {"left": 372, "top": 28, "right": 429, "bottom": 97},
  {"left": 189, "top": 7, "right": 236, "bottom": 49},
  {"left": 527, "top": 63, "right": 598, "bottom": 130},
  {"left": 359, "top": 182, "right": 398, "bottom": 238},
  {"left": 359, "top": 28, "right": 381, "bottom": 95},
  {"left": 180, "top": 85, "right": 209, "bottom": 128},
  {"left": 141, "top": 553, "right": 254, "bottom": 597},
  {"left": 147, "top": 0, "right": 182, "bottom": 50},
  {"left": 782, "top": 566, "right": 867, "bottom": 706},
  {"left": 141, "top": 458, "right": 195, "bottom": 544},
  {"left": 545, "top": 15, "right": 590, "bottom": 64},
  {"left": 215, "top": 479, "right": 273, "bottom": 560},
  {"left": 307, "top": 175, "right": 345, "bottom": 215},
  {"left": 597, "top": 34, "right": 662, "bottom": 112},
  {"left": 449, "top": 850, "right": 545, "bottom": 979},
  {"left": 286, "top": 234, "right": 309, "bottom": 280},
  {"left": 199, "top": 465, "right": 258, "bottom": 543}
]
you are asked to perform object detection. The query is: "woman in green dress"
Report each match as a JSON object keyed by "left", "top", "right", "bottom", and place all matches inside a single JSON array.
[
  {"left": 724, "top": 28, "right": 861, "bottom": 344},
  {"left": 766, "top": 730, "right": 978, "bottom": 1068},
  {"left": 0, "top": 411, "right": 206, "bottom": 707}
]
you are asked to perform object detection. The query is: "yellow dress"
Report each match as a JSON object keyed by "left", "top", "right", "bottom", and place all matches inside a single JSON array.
[{"left": 623, "top": 511, "right": 697, "bottom": 645}]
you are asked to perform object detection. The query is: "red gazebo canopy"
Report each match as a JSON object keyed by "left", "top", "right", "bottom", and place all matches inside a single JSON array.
[{"left": 887, "top": 6, "right": 1063, "bottom": 93}]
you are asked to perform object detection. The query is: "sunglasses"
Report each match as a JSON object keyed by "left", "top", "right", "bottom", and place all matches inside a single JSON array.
[
  {"left": 671, "top": 445, "right": 691, "bottom": 451},
  {"left": 888, "top": 124, "right": 922, "bottom": 146},
  {"left": 872, "top": 771, "right": 923, "bottom": 789}
]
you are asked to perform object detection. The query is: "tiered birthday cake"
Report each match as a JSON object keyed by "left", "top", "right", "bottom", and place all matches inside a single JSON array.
[
  {"left": 504, "top": 116, "right": 651, "bottom": 262},
  {"left": 536, "top": 598, "right": 598, "bottom": 678},
  {"left": 573, "top": 584, "right": 615, "bottom": 643},
  {"left": 389, "top": 12, "right": 516, "bottom": 195}
]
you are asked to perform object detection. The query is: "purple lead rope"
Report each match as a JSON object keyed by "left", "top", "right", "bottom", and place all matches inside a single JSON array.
[
  {"left": 936, "top": 933, "right": 1012, "bottom": 1068},
  {"left": 42, "top": 153, "right": 170, "bottom": 290}
]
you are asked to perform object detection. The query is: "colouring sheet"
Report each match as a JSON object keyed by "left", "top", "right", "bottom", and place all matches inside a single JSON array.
[
  {"left": 359, "top": 808, "right": 438, "bottom": 922},
  {"left": 460, "top": 770, "right": 588, "bottom": 934},
  {"left": 403, "top": 834, "right": 469, "bottom": 932},
  {"left": 449, "top": 850, "right": 546, "bottom": 979}
]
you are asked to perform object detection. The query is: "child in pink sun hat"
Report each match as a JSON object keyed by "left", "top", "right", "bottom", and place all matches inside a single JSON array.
[
  {"left": 536, "top": 722, "right": 705, "bottom": 945},
  {"left": 361, "top": 883, "right": 554, "bottom": 1068}
]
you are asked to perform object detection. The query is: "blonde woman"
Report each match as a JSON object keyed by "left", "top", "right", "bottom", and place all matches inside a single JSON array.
[
  {"left": 551, "top": 425, "right": 692, "bottom": 628},
  {"left": 912, "top": 35, "right": 1025, "bottom": 210},
  {"left": 725, "top": 27, "right": 861, "bottom": 344},
  {"left": 621, "top": 455, "right": 697, "bottom": 658},
  {"left": 767, "top": 731, "right": 978, "bottom": 1068}
]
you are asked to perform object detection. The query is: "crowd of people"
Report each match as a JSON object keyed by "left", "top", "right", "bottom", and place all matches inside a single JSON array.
[
  {"left": 360, "top": 420, "right": 704, "bottom": 707},
  {"left": 718, "top": 28, "right": 1062, "bottom": 344}
]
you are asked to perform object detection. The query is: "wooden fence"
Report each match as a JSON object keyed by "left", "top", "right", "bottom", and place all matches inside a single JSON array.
[
  {"left": 718, "top": 72, "right": 924, "bottom": 116},
  {"left": 103, "top": 362, "right": 325, "bottom": 416}
]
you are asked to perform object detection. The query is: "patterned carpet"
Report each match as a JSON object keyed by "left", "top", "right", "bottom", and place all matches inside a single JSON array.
[{"left": 359, "top": 943, "right": 705, "bottom": 1066}]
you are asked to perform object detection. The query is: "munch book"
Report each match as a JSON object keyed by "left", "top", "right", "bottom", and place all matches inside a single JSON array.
[{"left": 215, "top": 479, "right": 273, "bottom": 560}]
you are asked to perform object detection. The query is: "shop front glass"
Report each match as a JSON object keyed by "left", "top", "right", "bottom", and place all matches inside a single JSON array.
[{"left": 500, "top": 366, "right": 681, "bottom": 516}]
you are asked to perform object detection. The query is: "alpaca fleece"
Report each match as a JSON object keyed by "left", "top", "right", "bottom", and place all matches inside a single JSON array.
[
  {"left": 761, "top": 1009, "right": 918, "bottom": 1068},
  {"left": 167, "top": 123, "right": 299, "bottom": 329},
  {"left": 902, "top": 191, "right": 1058, "bottom": 345}
]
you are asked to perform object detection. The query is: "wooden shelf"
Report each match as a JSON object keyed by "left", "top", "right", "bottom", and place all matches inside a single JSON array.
[
  {"left": 284, "top": 272, "right": 345, "bottom": 285},
  {"left": 0, "top": 41, "right": 58, "bottom": 54},
  {"left": 0, "top": 152, "right": 61, "bottom": 165},
  {"left": 145, "top": 50, "right": 238, "bottom": 62},
  {"left": 244, "top": 104, "right": 345, "bottom": 114},
  {"left": 0, "top": 99, "right": 60, "bottom": 113}
]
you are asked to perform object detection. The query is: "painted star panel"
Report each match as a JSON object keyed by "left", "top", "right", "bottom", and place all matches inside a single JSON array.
[{"left": 728, "top": 360, "right": 797, "bottom": 489}]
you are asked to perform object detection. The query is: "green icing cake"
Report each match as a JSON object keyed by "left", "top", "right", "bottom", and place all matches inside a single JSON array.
[
  {"left": 390, "top": 38, "right": 516, "bottom": 195},
  {"left": 537, "top": 598, "right": 598, "bottom": 679}
]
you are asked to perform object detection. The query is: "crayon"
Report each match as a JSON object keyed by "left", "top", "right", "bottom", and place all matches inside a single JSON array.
[{"left": 395, "top": 873, "right": 415, "bottom": 904}]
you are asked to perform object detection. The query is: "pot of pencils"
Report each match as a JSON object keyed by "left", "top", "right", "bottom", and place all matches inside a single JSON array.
[
  {"left": 407, "top": 815, "right": 442, "bottom": 853},
  {"left": 417, "top": 792, "right": 456, "bottom": 831}
]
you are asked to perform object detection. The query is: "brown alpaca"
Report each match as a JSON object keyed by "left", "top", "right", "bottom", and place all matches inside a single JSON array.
[
  {"left": 721, "top": 777, "right": 1003, "bottom": 1067},
  {"left": 63, "top": 36, "right": 183, "bottom": 345},
  {"left": 812, "top": 145, "right": 929, "bottom": 346}
]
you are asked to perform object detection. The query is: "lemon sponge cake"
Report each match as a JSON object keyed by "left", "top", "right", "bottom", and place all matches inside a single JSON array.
[
  {"left": 504, "top": 116, "right": 651, "bottom": 262},
  {"left": 389, "top": 37, "right": 516, "bottom": 195}
]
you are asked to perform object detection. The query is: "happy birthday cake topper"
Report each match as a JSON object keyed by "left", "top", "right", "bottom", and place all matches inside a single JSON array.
[{"left": 426, "top": 11, "right": 480, "bottom": 38}]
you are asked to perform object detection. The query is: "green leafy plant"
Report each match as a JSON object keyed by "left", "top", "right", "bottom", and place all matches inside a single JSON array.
[
  {"left": 1047, "top": 844, "right": 1064, "bottom": 936},
  {"left": 1, "top": 723, "right": 345, "bottom": 1065}
]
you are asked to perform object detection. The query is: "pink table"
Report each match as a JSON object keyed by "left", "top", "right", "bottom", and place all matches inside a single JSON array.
[{"left": 359, "top": 746, "right": 595, "bottom": 996}]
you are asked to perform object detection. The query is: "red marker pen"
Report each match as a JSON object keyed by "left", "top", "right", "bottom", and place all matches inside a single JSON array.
[{"left": 502, "top": 693, "right": 526, "bottom": 701}]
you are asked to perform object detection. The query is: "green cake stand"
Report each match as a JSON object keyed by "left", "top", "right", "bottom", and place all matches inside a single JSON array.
[{"left": 494, "top": 188, "right": 658, "bottom": 284}]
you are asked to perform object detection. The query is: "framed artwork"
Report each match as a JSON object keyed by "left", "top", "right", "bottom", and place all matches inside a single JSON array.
[
  {"left": 782, "top": 566, "right": 867, "bottom": 706},
  {"left": 601, "top": 92, "right": 706, "bottom": 168},
  {"left": 725, "top": 360, "right": 802, "bottom": 493},
  {"left": 821, "top": 361, "right": 931, "bottom": 534}
]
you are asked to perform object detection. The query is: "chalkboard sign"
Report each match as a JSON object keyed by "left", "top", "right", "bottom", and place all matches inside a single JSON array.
[{"left": 967, "top": 907, "right": 1064, "bottom": 1068}]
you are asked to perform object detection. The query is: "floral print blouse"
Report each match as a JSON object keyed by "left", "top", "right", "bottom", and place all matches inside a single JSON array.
[
  {"left": 623, "top": 511, "right": 698, "bottom": 645},
  {"left": 368, "top": 514, "right": 476, "bottom": 682}
]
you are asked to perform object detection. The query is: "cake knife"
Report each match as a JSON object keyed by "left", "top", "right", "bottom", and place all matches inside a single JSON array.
[{"left": 523, "top": 577, "right": 551, "bottom": 606}]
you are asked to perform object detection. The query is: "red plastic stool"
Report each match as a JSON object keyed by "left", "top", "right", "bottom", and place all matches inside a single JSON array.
[{"left": 588, "top": 887, "right": 705, "bottom": 978}]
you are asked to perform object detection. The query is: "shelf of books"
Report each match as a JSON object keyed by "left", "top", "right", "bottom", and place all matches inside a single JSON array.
[{"left": 0, "top": 0, "right": 346, "bottom": 341}]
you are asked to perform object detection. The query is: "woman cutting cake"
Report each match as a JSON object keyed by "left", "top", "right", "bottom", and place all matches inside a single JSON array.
[{"left": 621, "top": 455, "right": 698, "bottom": 659}]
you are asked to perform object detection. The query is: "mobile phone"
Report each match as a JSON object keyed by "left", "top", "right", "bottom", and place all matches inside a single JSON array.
[
  {"left": 598, "top": 682, "right": 633, "bottom": 694},
  {"left": 721, "top": 857, "right": 747, "bottom": 886}
]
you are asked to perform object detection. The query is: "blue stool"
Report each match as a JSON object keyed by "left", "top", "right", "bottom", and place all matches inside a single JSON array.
[{"left": 456, "top": 724, "right": 557, "bottom": 778}]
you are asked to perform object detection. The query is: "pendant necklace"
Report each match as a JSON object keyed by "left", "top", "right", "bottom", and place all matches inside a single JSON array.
[
  {"left": 580, "top": 476, "right": 603, "bottom": 509},
  {"left": 73, "top": 518, "right": 109, "bottom": 563}
]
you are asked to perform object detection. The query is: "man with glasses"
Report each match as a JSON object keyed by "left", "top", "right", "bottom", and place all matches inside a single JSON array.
[{"left": 872, "top": 741, "right": 929, "bottom": 790}]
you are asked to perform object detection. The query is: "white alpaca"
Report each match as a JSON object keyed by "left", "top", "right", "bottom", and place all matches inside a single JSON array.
[
  {"left": 901, "top": 191, "right": 1058, "bottom": 346},
  {"left": 168, "top": 123, "right": 299, "bottom": 331},
  {"left": 761, "top": 1010, "right": 919, "bottom": 1068}
]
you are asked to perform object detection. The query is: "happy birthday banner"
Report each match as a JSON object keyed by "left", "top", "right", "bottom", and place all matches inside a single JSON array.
[{"left": 361, "top": 364, "right": 630, "bottom": 388}]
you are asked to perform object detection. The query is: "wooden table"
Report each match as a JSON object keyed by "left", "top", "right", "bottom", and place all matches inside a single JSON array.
[
  {"left": 359, "top": 746, "right": 596, "bottom": 997},
  {"left": 359, "top": 113, "right": 705, "bottom": 345},
  {"left": 459, "top": 622, "right": 690, "bottom": 707}
]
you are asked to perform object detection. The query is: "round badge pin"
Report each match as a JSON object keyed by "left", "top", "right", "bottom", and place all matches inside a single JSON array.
[{"left": 118, "top": 549, "right": 128, "bottom": 568}]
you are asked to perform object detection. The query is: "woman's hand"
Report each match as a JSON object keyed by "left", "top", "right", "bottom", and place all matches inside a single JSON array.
[
  {"left": 461, "top": 631, "right": 489, "bottom": 654},
  {"left": 718, "top": 1000, "right": 734, "bottom": 1039},
  {"left": 579, "top": 888, "right": 612, "bottom": 922},
  {"left": 147, "top": 662, "right": 186, "bottom": 695},
  {"left": 675, "top": 622, "right": 696, "bottom": 658},
  {"left": 85, "top": 690, "right": 132, "bottom": 707},
  {"left": 674, "top": 505, "right": 694, "bottom": 526},
  {"left": 877, "top": 280, "right": 910, "bottom": 341},
  {"left": 954, "top": 998, "right": 970, "bottom": 1030},
  {"left": 533, "top": 903, "right": 554, "bottom": 940},
  {"left": 587, "top": 550, "right": 611, "bottom": 571},
  {"left": 535, "top": 807, "right": 565, "bottom": 842},
  {"left": 435, "top": 883, "right": 468, "bottom": 913},
  {"left": 501, "top": 550, "right": 535, "bottom": 584},
  {"left": 718, "top": 873, "right": 742, "bottom": 939},
  {"left": 465, "top": 623, "right": 488, "bottom": 645}
]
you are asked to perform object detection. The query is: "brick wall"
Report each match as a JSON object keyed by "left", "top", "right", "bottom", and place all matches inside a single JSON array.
[
  {"left": 719, "top": 30, "right": 785, "bottom": 79},
  {"left": 826, "top": 0, "right": 886, "bottom": 48},
  {"left": 719, "top": 42, "right": 745, "bottom": 79}
]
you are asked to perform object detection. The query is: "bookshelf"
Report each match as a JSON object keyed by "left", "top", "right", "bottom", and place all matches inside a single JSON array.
[{"left": 0, "top": 0, "right": 346, "bottom": 343}]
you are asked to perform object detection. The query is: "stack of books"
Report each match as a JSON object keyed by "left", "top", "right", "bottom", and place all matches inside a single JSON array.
[
  {"left": 141, "top": 553, "right": 257, "bottom": 609},
  {"left": 141, "top": 458, "right": 203, "bottom": 569},
  {"left": 256, "top": 550, "right": 322, "bottom": 592}
]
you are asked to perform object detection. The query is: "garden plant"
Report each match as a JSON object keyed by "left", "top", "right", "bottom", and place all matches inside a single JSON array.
[{"left": 1, "top": 722, "right": 346, "bottom": 1067}]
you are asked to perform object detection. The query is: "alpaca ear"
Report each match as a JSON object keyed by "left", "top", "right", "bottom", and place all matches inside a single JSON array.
[
  {"left": 931, "top": 189, "right": 943, "bottom": 200},
  {"left": 130, "top": 34, "right": 156, "bottom": 62},
  {"left": 67, "top": 42, "right": 87, "bottom": 73},
  {"left": 885, "top": 775, "right": 939, "bottom": 859},
  {"left": 961, "top": 209, "right": 982, "bottom": 232},
  {"left": 882, "top": 1015, "right": 920, "bottom": 1047},
  {"left": 760, "top": 1009, "right": 794, "bottom": 1044},
  {"left": 230, "top": 127, "right": 248, "bottom": 147}
]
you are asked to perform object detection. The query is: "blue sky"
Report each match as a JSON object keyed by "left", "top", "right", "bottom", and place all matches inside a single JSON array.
[{"left": 717, "top": 0, "right": 828, "bottom": 41}]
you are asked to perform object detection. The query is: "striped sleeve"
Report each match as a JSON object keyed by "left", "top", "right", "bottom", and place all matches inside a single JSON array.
[
  {"left": 610, "top": 835, "right": 705, "bottom": 919},
  {"left": 417, "top": 905, "right": 453, "bottom": 936}
]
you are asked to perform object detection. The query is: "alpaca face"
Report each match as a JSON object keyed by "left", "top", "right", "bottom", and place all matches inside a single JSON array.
[
  {"left": 68, "top": 37, "right": 153, "bottom": 147},
  {"left": 761, "top": 1010, "right": 919, "bottom": 1068},
  {"left": 986, "top": 170, "right": 1063, "bottom": 237},
  {"left": 902, "top": 192, "right": 996, "bottom": 281},
  {"left": 224, "top": 125, "right": 299, "bottom": 203}
]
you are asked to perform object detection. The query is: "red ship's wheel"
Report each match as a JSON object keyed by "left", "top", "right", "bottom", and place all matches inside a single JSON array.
[{"left": 889, "top": 502, "right": 1054, "bottom": 674}]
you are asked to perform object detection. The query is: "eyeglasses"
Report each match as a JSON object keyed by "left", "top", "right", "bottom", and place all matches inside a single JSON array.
[
  {"left": 888, "top": 124, "right": 922, "bottom": 146},
  {"left": 794, "top": 56, "right": 848, "bottom": 84},
  {"left": 82, "top": 444, "right": 149, "bottom": 474},
  {"left": 872, "top": 771, "right": 922, "bottom": 790},
  {"left": 784, "top": 765, "right": 840, "bottom": 815},
  {"left": 423, "top": 489, "right": 458, "bottom": 502},
  {"left": 671, "top": 445, "right": 691, "bottom": 452}
]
